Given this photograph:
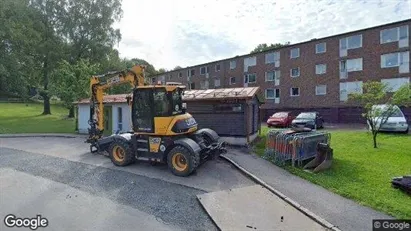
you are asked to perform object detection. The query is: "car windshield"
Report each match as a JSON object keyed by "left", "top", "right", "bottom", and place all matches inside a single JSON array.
[
  {"left": 296, "top": 113, "right": 315, "bottom": 119},
  {"left": 372, "top": 106, "right": 403, "bottom": 118},
  {"left": 272, "top": 112, "right": 287, "bottom": 118}
]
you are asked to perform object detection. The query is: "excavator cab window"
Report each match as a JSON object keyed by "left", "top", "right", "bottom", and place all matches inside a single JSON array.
[
  {"left": 132, "top": 88, "right": 154, "bottom": 133},
  {"left": 170, "top": 88, "right": 183, "bottom": 115}
]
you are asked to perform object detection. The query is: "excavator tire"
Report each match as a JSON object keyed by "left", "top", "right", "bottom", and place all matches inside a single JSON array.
[
  {"left": 167, "top": 145, "right": 200, "bottom": 177},
  {"left": 109, "top": 139, "right": 135, "bottom": 166}
]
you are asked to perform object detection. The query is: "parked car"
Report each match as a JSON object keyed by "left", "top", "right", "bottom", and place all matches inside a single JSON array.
[
  {"left": 291, "top": 112, "right": 324, "bottom": 129},
  {"left": 267, "top": 112, "right": 295, "bottom": 128},
  {"left": 368, "top": 104, "right": 409, "bottom": 133}
]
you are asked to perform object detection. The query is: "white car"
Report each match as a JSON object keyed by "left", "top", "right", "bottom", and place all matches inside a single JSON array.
[{"left": 368, "top": 104, "right": 409, "bottom": 133}]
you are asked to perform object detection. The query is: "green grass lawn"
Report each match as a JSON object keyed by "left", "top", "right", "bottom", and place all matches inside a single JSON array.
[
  {"left": 254, "top": 126, "right": 411, "bottom": 219},
  {"left": 0, "top": 103, "right": 75, "bottom": 134}
]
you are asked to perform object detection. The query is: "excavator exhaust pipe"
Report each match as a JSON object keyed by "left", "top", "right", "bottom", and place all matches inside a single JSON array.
[{"left": 303, "top": 143, "right": 333, "bottom": 173}]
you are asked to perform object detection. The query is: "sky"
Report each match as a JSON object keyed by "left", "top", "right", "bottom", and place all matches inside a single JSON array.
[{"left": 115, "top": 0, "right": 411, "bottom": 70}]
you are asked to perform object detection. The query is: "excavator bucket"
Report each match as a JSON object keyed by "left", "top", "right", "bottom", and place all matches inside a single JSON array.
[{"left": 303, "top": 143, "right": 333, "bottom": 173}]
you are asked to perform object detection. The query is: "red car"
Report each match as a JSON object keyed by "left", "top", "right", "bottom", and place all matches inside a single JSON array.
[{"left": 267, "top": 112, "right": 295, "bottom": 128}]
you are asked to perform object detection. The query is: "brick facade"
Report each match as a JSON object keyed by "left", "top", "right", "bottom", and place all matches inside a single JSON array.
[{"left": 152, "top": 19, "right": 411, "bottom": 123}]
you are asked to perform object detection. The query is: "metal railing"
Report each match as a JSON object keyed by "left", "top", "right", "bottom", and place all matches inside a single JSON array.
[{"left": 264, "top": 129, "right": 331, "bottom": 167}]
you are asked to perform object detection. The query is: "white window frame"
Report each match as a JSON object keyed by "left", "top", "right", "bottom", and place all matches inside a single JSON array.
[
  {"left": 381, "top": 77, "right": 410, "bottom": 92},
  {"left": 265, "top": 89, "right": 275, "bottom": 99},
  {"left": 245, "top": 73, "right": 256, "bottom": 84},
  {"left": 316, "top": 42, "right": 326, "bottom": 54},
  {"left": 290, "top": 48, "right": 300, "bottom": 59},
  {"left": 315, "top": 85, "right": 327, "bottom": 95},
  {"left": 340, "top": 58, "right": 363, "bottom": 72},
  {"left": 200, "top": 66, "right": 209, "bottom": 75},
  {"left": 230, "top": 77, "right": 236, "bottom": 85},
  {"left": 381, "top": 51, "right": 409, "bottom": 68},
  {"left": 340, "top": 34, "right": 363, "bottom": 50},
  {"left": 265, "top": 52, "right": 280, "bottom": 64},
  {"left": 290, "top": 67, "right": 300, "bottom": 77},
  {"left": 340, "top": 81, "right": 363, "bottom": 101},
  {"left": 214, "top": 78, "right": 221, "bottom": 87},
  {"left": 290, "top": 87, "right": 300, "bottom": 97},
  {"left": 315, "top": 64, "right": 327, "bottom": 75},
  {"left": 380, "top": 25, "right": 409, "bottom": 44},
  {"left": 230, "top": 60, "right": 236, "bottom": 69},
  {"left": 215, "top": 64, "right": 221, "bottom": 72}
]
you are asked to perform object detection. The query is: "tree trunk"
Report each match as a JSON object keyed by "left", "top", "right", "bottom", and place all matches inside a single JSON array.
[
  {"left": 42, "top": 58, "right": 51, "bottom": 115},
  {"left": 372, "top": 131, "right": 378, "bottom": 148},
  {"left": 68, "top": 106, "right": 75, "bottom": 118}
]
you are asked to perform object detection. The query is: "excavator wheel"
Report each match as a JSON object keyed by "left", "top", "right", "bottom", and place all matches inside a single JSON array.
[
  {"left": 108, "top": 139, "right": 135, "bottom": 166},
  {"left": 167, "top": 145, "right": 199, "bottom": 177}
]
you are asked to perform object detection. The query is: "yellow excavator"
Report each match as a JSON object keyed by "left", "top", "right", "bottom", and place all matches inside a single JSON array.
[{"left": 86, "top": 65, "right": 226, "bottom": 176}]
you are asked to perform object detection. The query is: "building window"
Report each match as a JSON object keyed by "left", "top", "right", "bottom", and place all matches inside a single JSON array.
[
  {"left": 117, "top": 107, "right": 123, "bottom": 131},
  {"left": 265, "top": 52, "right": 280, "bottom": 64},
  {"left": 230, "top": 60, "right": 236, "bottom": 69},
  {"left": 315, "top": 85, "right": 327, "bottom": 95},
  {"left": 265, "top": 70, "right": 280, "bottom": 82},
  {"left": 178, "top": 72, "right": 182, "bottom": 78},
  {"left": 380, "top": 25, "right": 409, "bottom": 44},
  {"left": 381, "top": 51, "right": 409, "bottom": 69},
  {"left": 214, "top": 78, "right": 221, "bottom": 87},
  {"left": 340, "top": 34, "right": 362, "bottom": 50},
  {"left": 340, "top": 81, "right": 363, "bottom": 101},
  {"left": 167, "top": 74, "right": 172, "bottom": 80},
  {"left": 316, "top": 42, "right": 326, "bottom": 53},
  {"left": 215, "top": 64, "right": 221, "bottom": 72},
  {"left": 290, "top": 87, "right": 300, "bottom": 96},
  {"left": 200, "top": 66, "right": 209, "bottom": 75},
  {"left": 190, "top": 82, "right": 195, "bottom": 89},
  {"left": 244, "top": 73, "right": 256, "bottom": 84},
  {"left": 244, "top": 56, "right": 257, "bottom": 72},
  {"left": 315, "top": 64, "right": 327, "bottom": 75},
  {"left": 230, "top": 77, "right": 236, "bottom": 85},
  {"left": 265, "top": 89, "right": 280, "bottom": 100},
  {"left": 290, "top": 67, "right": 300, "bottom": 77},
  {"left": 290, "top": 48, "right": 300, "bottom": 58},
  {"left": 381, "top": 77, "right": 410, "bottom": 92},
  {"left": 340, "top": 58, "right": 363, "bottom": 72},
  {"left": 190, "top": 69, "right": 195, "bottom": 76}
]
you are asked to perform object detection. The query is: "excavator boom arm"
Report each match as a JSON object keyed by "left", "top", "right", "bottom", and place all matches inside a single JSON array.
[{"left": 87, "top": 65, "right": 146, "bottom": 144}]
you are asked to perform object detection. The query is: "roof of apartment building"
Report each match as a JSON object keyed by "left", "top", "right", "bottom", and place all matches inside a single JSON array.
[
  {"left": 75, "top": 87, "right": 263, "bottom": 104},
  {"left": 151, "top": 18, "right": 411, "bottom": 78}
]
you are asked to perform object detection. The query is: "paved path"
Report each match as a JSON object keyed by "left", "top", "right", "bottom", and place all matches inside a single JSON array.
[
  {"left": 0, "top": 137, "right": 255, "bottom": 231},
  {"left": 222, "top": 149, "right": 393, "bottom": 231}
]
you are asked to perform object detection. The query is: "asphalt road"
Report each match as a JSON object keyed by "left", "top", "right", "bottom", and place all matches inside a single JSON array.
[{"left": 0, "top": 137, "right": 255, "bottom": 231}]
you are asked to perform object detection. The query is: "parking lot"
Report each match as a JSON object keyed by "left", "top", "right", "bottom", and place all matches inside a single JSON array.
[{"left": 0, "top": 136, "right": 255, "bottom": 230}]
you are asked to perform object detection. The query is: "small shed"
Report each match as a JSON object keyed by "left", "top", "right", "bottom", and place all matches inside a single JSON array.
[
  {"left": 75, "top": 87, "right": 264, "bottom": 146},
  {"left": 183, "top": 87, "right": 264, "bottom": 145},
  {"left": 76, "top": 94, "right": 132, "bottom": 135}
]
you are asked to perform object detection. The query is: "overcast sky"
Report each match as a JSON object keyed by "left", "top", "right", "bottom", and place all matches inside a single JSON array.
[{"left": 115, "top": 0, "right": 411, "bottom": 70}]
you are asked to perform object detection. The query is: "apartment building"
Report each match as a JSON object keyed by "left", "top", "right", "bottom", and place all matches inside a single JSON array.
[{"left": 151, "top": 19, "right": 411, "bottom": 123}]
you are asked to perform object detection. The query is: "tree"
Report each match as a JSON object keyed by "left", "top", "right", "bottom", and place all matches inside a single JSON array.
[
  {"left": 51, "top": 59, "right": 99, "bottom": 118},
  {"left": 157, "top": 68, "right": 166, "bottom": 73},
  {"left": 0, "top": 0, "right": 41, "bottom": 99},
  {"left": 29, "top": 0, "right": 68, "bottom": 115},
  {"left": 173, "top": 66, "right": 182, "bottom": 70},
  {"left": 349, "top": 81, "right": 411, "bottom": 148},
  {"left": 250, "top": 42, "right": 291, "bottom": 54}
]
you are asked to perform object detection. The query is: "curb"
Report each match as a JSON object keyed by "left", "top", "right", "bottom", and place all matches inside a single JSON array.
[
  {"left": 0, "top": 134, "right": 79, "bottom": 138},
  {"left": 220, "top": 155, "right": 342, "bottom": 231}
]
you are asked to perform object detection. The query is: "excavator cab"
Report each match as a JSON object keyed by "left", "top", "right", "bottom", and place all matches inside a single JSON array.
[{"left": 86, "top": 65, "right": 226, "bottom": 177}]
